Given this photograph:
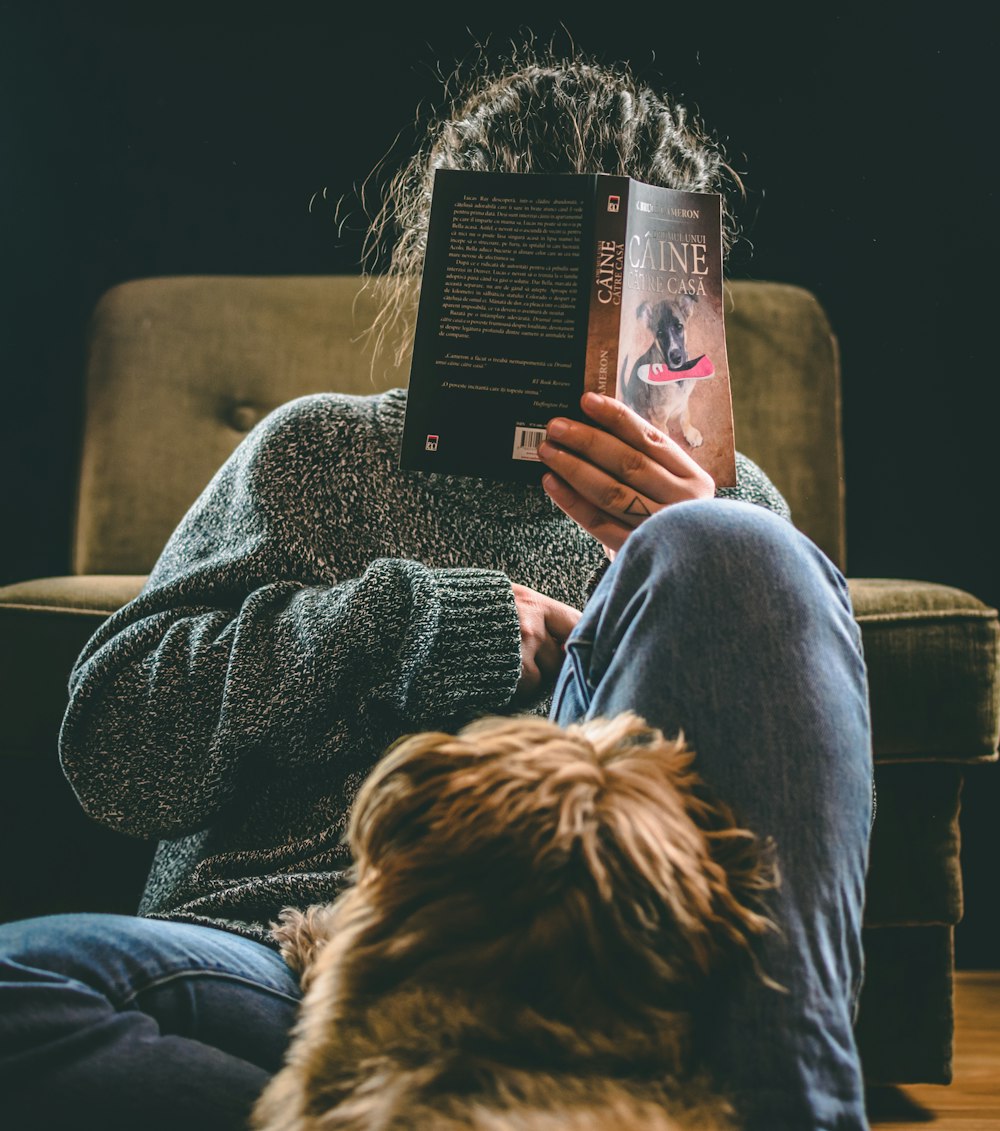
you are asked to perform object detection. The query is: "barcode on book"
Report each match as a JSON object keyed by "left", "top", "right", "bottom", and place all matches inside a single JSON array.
[{"left": 512, "top": 426, "right": 546, "bottom": 462}]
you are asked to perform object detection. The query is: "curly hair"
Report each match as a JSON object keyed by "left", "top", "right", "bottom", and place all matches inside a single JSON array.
[{"left": 364, "top": 50, "right": 742, "bottom": 369}]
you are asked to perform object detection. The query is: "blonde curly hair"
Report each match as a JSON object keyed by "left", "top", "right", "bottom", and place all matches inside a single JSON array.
[{"left": 364, "top": 48, "right": 742, "bottom": 369}]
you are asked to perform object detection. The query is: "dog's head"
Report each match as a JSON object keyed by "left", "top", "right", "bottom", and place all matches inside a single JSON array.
[
  {"left": 638, "top": 296, "right": 697, "bottom": 370},
  {"left": 342, "top": 712, "right": 773, "bottom": 1025}
]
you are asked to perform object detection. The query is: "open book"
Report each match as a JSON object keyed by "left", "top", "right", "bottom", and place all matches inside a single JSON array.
[{"left": 399, "top": 170, "right": 736, "bottom": 486}]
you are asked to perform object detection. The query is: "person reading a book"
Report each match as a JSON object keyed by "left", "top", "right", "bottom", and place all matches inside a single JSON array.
[{"left": 0, "top": 53, "right": 873, "bottom": 1131}]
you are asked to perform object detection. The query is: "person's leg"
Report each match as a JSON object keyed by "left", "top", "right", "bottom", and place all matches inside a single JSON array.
[
  {"left": 551, "top": 499, "right": 872, "bottom": 1131},
  {"left": 0, "top": 912, "right": 301, "bottom": 1131}
]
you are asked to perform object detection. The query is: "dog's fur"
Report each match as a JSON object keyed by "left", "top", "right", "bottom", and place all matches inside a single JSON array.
[
  {"left": 622, "top": 297, "right": 703, "bottom": 447},
  {"left": 252, "top": 712, "right": 774, "bottom": 1131}
]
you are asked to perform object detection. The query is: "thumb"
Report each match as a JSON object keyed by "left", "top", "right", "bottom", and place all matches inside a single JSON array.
[{"left": 545, "top": 597, "right": 582, "bottom": 645}]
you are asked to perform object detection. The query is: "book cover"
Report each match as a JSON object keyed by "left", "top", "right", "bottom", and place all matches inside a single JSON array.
[{"left": 399, "top": 169, "right": 735, "bottom": 486}]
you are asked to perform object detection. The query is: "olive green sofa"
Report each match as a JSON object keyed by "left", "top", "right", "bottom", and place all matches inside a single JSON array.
[{"left": 0, "top": 275, "right": 997, "bottom": 1085}]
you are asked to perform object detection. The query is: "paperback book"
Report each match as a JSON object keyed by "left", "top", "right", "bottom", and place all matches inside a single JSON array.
[{"left": 399, "top": 169, "right": 736, "bottom": 486}]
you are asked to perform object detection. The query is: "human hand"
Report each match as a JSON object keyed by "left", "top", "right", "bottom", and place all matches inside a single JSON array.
[
  {"left": 538, "top": 391, "right": 715, "bottom": 558},
  {"left": 511, "top": 584, "right": 581, "bottom": 703}
]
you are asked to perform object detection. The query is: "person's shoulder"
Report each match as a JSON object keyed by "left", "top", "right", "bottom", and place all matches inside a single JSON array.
[
  {"left": 258, "top": 389, "right": 401, "bottom": 437},
  {"left": 244, "top": 388, "right": 404, "bottom": 462}
]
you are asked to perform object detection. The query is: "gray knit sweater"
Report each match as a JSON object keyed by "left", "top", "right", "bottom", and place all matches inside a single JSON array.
[{"left": 60, "top": 388, "right": 790, "bottom": 945}]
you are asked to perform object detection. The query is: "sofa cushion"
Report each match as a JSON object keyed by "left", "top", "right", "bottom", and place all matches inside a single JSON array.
[{"left": 850, "top": 579, "right": 1000, "bottom": 764}]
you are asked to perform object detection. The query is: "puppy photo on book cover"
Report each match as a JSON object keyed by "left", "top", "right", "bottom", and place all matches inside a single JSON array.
[{"left": 616, "top": 238, "right": 734, "bottom": 481}]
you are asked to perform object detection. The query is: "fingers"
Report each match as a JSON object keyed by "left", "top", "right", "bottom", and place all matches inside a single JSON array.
[
  {"left": 538, "top": 392, "right": 715, "bottom": 557},
  {"left": 542, "top": 470, "right": 635, "bottom": 555},
  {"left": 579, "top": 393, "right": 696, "bottom": 472},
  {"left": 543, "top": 589, "right": 583, "bottom": 644},
  {"left": 511, "top": 584, "right": 582, "bottom": 703},
  {"left": 538, "top": 392, "right": 714, "bottom": 515},
  {"left": 562, "top": 392, "right": 697, "bottom": 481},
  {"left": 540, "top": 441, "right": 659, "bottom": 524}
]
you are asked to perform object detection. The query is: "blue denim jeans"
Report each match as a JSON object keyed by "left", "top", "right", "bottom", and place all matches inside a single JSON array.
[
  {"left": 0, "top": 499, "right": 871, "bottom": 1130},
  {"left": 0, "top": 913, "right": 301, "bottom": 1130},
  {"left": 551, "top": 500, "right": 872, "bottom": 1129}
]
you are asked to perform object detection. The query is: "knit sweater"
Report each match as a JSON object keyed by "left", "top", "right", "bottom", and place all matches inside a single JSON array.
[{"left": 60, "top": 388, "right": 790, "bottom": 945}]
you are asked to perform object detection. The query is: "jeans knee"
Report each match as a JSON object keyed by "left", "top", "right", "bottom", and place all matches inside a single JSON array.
[
  {"left": 0, "top": 913, "right": 117, "bottom": 969},
  {"left": 623, "top": 498, "right": 801, "bottom": 574},
  {"left": 614, "top": 500, "right": 850, "bottom": 634}
]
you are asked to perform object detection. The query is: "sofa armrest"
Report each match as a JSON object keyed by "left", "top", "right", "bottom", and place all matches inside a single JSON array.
[
  {"left": 0, "top": 576, "right": 152, "bottom": 924},
  {"left": 0, "top": 576, "right": 147, "bottom": 759},
  {"left": 849, "top": 578, "right": 1000, "bottom": 765}
]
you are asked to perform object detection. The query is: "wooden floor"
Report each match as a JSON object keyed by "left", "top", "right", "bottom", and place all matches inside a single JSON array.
[{"left": 868, "top": 972, "right": 1000, "bottom": 1129}]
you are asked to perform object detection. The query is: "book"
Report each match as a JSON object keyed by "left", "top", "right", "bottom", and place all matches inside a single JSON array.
[{"left": 398, "top": 170, "right": 736, "bottom": 487}]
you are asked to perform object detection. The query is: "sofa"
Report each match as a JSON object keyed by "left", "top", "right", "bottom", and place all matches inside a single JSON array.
[{"left": 0, "top": 275, "right": 996, "bottom": 1084}]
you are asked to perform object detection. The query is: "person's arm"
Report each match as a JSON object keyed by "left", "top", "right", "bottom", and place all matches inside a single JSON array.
[{"left": 59, "top": 397, "right": 523, "bottom": 841}]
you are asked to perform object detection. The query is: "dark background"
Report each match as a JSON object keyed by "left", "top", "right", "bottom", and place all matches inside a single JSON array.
[{"left": 1, "top": 4, "right": 996, "bottom": 965}]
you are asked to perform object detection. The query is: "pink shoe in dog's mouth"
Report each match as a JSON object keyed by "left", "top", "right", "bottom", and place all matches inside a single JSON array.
[{"left": 638, "top": 355, "right": 715, "bottom": 383}]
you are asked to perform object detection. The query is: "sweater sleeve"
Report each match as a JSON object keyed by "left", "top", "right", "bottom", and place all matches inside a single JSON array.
[{"left": 59, "top": 397, "right": 522, "bottom": 840}]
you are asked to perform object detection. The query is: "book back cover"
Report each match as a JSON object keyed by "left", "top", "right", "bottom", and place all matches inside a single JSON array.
[{"left": 399, "top": 169, "right": 595, "bottom": 482}]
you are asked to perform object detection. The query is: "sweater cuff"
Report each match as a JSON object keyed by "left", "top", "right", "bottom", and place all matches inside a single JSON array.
[{"left": 411, "top": 569, "right": 522, "bottom": 719}]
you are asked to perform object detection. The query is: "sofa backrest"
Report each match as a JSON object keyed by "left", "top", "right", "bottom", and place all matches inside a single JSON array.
[{"left": 74, "top": 275, "right": 845, "bottom": 574}]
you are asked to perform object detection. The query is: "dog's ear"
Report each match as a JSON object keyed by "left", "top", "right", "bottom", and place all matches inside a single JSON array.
[
  {"left": 347, "top": 731, "right": 467, "bottom": 875},
  {"left": 677, "top": 293, "right": 697, "bottom": 319},
  {"left": 636, "top": 300, "right": 652, "bottom": 326}
]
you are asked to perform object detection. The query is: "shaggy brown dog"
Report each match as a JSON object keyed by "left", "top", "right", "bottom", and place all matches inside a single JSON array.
[{"left": 252, "top": 712, "right": 774, "bottom": 1131}]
